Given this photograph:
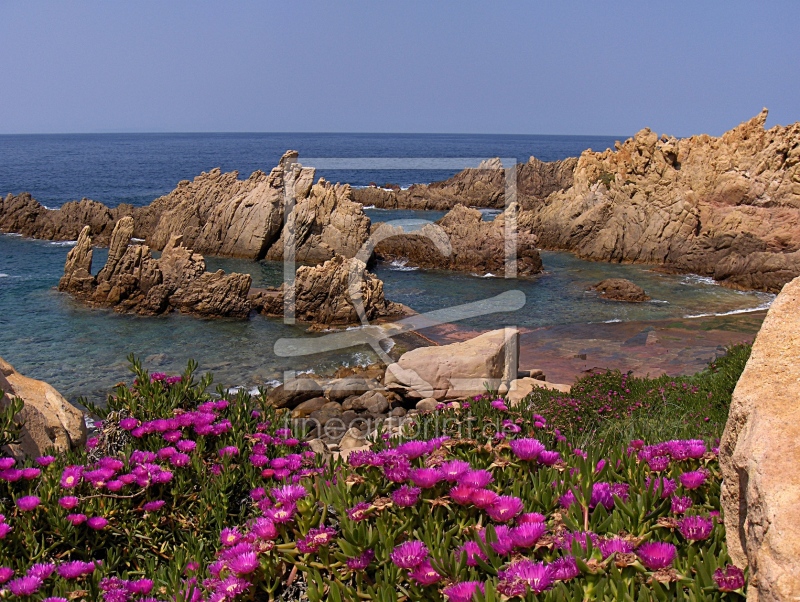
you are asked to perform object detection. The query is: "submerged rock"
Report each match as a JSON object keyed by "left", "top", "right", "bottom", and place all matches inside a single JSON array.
[
  {"left": 592, "top": 278, "right": 651, "bottom": 302},
  {"left": 0, "top": 357, "right": 87, "bottom": 459},
  {"left": 720, "top": 275, "right": 800, "bottom": 601}
]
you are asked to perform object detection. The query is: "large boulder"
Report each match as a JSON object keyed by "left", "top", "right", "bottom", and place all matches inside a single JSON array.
[
  {"left": 0, "top": 357, "right": 87, "bottom": 459},
  {"left": 384, "top": 328, "right": 519, "bottom": 400},
  {"left": 720, "top": 275, "right": 800, "bottom": 601}
]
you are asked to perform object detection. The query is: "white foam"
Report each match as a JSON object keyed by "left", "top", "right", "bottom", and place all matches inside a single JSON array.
[
  {"left": 602, "top": 318, "right": 623, "bottom": 323},
  {"left": 43, "top": 206, "right": 58, "bottom": 211},
  {"left": 388, "top": 259, "right": 419, "bottom": 272},
  {"left": 683, "top": 300, "right": 773, "bottom": 319},
  {"left": 131, "top": 237, "right": 145, "bottom": 243},
  {"left": 649, "top": 299, "right": 670, "bottom": 304},
  {"left": 362, "top": 205, "right": 376, "bottom": 209},
  {"left": 680, "top": 274, "right": 718, "bottom": 287},
  {"left": 0, "top": 274, "right": 8, "bottom": 278},
  {"left": 50, "top": 240, "right": 77, "bottom": 247}
]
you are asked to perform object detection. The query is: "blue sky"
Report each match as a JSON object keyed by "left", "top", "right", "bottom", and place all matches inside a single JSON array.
[{"left": 1, "top": 1, "right": 798, "bottom": 136}]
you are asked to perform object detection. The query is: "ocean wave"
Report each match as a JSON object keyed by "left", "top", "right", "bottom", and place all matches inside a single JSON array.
[
  {"left": 50, "top": 240, "right": 77, "bottom": 247},
  {"left": 388, "top": 259, "right": 419, "bottom": 272},
  {"left": 131, "top": 237, "right": 145, "bottom": 243},
  {"left": 649, "top": 299, "right": 670, "bottom": 304},
  {"left": 0, "top": 273, "right": 8, "bottom": 278},
  {"left": 680, "top": 274, "right": 718, "bottom": 286},
  {"left": 683, "top": 300, "right": 773, "bottom": 319},
  {"left": 602, "top": 318, "right": 623, "bottom": 323},
  {"left": 362, "top": 205, "right": 376, "bottom": 209}
]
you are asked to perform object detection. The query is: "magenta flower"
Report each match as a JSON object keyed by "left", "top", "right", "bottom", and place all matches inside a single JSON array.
[
  {"left": 26, "top": 563, "right": 55, "bottom": 580},
  {"left": 409, "top": 468, "right": 442, "bottom": 488},
  {"left": 550, "top": 556, "right": 580, "bottom": 581},
  {"left": 66, "top": 513, "right": 87, "bottom": 525},
  {"left": 459, "top": 469, "right": 493, "bottom": 488},
  {"left": 678, "top": 515, "right": 714, "bottom": 541},
  {"left": 220, "top": 527, "right": 243, "bottom": 547},
  {"left": 537, "top": 450, "right": 562, "bottom": 465},
  {"left": 679, "top": 469, "right": 708, "bottom": 490},
  {"left": 487, "top": 496, "right": 524, "bottom": 522},
  {"left": 481, "top": 525, "right": 514, "bottom": 555},
  {"left": 0, "top": 567, "right": 12, "bottom": 584},
  {"left": 8, "top": 576, "right": 42, "bottom": 596},
  {"left": 265, "top": 504, "right": 296, "bottom": 524},
  {"left": 176, "top": 439, "right": 196, "bottom": 453},
  {"left": 218, "top": 445, "right": 239, "bottom": 458},
  {"left": 128, "top": 578, "right": 154, "bottom": 594},
  {"left": 470, "top": 488, "right": 499, "bottom": 509},
  {"left": 383, "top": 454, "right": 411, "bottom": 483},
  {"left": 60, "top": 465, "right": 83, "bottom": 488},
  {"left": 143, "top": 500, "right": 165, "bottom": 512},
  {"left": 510, "top": 522, "right": 547, "bottom": 548},
  {"left": 16, "top": 495, "right": 41, "bottom": 511},
  {"left": 450, "top": 484, "right": 475, "bottom": 505},
  {"left": 347, "top": 501, "right": 371, "bottom": 521},
  {"left": 491, "top": 399, "right": 508, "bottom": 411},
  {"left": 215, "top": 576, "right": 250, "bottom": 597},
  {"left": 57, "top": 561, "right": 95, "bottom": 579},
  {"left": 250, "top": 518, "right": 277, "bottom": 541},
  {"left": 0, "top": 523, "right": 11, "bottom": 538},
  {"left": 517, "top": 512, "right": 546, "bottom": 524},
  {"left": 670, "top": 495, "right": 693, "bottom": 514},
  {"left": 457, "top": 541, "right": 487, "bottom": 566},
  {"left": 713, "top": 565, "right": 745, "bottom": 591},
  {"left": 647, "top": 455, "right": 671, "bottom": 471},
  {"left": 297, "top": 526, "right": 336, "bottom": 553},
  {"left": 510, "top": 438, "right": 545, "bottom": 461},
  {"left": 390, "top": 540, "right": 429, "bottom": 569},
  {"left": 645, "top": 476, "right": 677, "bottom": 498},
  {"left": 499, "top": 559, "right": 553, "bottom": 595},
  {"left": 87, "top": 516, "right": 108, "bottom": 530},
  {"left": 408, "top": 559, "right": 442, "bottom": 586},
  {"left": 271, "top": 484, "right": 307, "bottom": 504},
  {"left": 599, "top": 537, "right": 634, "bottom": 558},
  {"left": 637, "top": 541, "right": 677, "bottom": 570},
  {"left": 346, "top": 549, "right": 375, "bottom": 571},
  {"left": 443, "top": 581, "right": 484, "bottom": 602},
  {"left": 395, "top": 440, "right": 432, "bottom": 459},
  {"left": 0, "top": 457, "right": 15, "bottom": 470},
  {"left": 391, "top": 485, "right": 421, "bottom": 507},
  {"left": 20, "top": 468, "right": 40, "bottom": 480},
  {"left": 557, "top": 531, "right": 599, "bottom": 551},
  {"left": 227, "top": 551, "right": 260, "bottom": 574}
]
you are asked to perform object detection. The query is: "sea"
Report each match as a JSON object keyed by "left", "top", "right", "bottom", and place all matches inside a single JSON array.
[{"left": 0, "top": 133, "right": 774, "bottom": 402}]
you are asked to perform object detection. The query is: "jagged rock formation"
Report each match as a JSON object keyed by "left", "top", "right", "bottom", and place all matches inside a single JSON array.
[
  {"left": 59, "top": 218, "right": 252, "bottom": 318},
  {"left": 265, "top": 179, "right": 371, "bottom": 263},
  {"left": 2, "top": 151, "right": 371, "bottom": 262},
  {"left": 0, "top": 357, "right": 87, "bottom": 459},
  {"left": 352, "top": 156, "right": 578, "bottom": 210},
  {"left": 250, "top": 254, "right": 410, "bottom": 328},
  {"left": 591, "top": 278, "right": 651, "bottom": 302},
  {"left": 720, "top": 275, "right": 800, "bottom": 602},
  {"left": 372, "top": 203, "right": 543, "bottom": 276},
  {"left": 522, "top": 110, "right": 800, "bottom": 292}
]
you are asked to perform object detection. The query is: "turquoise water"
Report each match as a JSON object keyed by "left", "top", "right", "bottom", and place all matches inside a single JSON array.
[{"left": 0, "top": 231, "right": 772, "bottom": 403}]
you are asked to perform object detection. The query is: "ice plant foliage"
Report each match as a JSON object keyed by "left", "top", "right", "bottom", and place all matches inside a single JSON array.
[{"left": 0, "top": 352, "right": 750, "bottom": 600}]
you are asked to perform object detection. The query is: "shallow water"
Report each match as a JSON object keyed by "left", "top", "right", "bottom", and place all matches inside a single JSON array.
[{"left": 0, "top": 230, "right": 771, "bottom": 404}]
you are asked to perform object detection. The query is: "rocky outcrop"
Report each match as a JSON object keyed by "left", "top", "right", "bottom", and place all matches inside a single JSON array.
[
  {"left": 59, "top": 219, "right": 252, "bottom": 318},
  {"left": 720, "top": 276, "right": 800, "bottom": 602},
  {"left": 250, "top": 254, "right": 410, "bottom": 328},
  {"left": 373, "top": 203, "right": 543, "bottom": 276},
  {"left": 265, "top": 178, "right": 371, "bottom": 263},
  {"left": 522, "top": 110, "right": 800, "bottom": 292},
  {"left": 2, "top": 151, "right": 371, "bottom": 263},
  {"left": 384, "top": 328, "right": 519, "bottom": 400},
  {"left": 352, "top": 156, "right": 577, "bottom": 210},
  {"left": 591, "top": 278, "right": 651, "bottom": 302},
  {"left": 0, "top": 357, "right": 87, "bottom": 459}
]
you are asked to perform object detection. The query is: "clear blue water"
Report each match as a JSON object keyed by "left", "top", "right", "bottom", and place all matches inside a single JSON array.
[
  {"left": 0, "top": 134, "right": 773, "bottom": 402},
  {"left": 0, "top": 132, "right": 619, "bottom": 208}
]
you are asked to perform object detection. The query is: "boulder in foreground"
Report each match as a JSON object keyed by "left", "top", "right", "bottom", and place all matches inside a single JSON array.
[
  {"left": 0, "top": 357, "right": 87, "bottom": 459},
  {"left": 720, "top": 275, "right": 800, "bottom": 601},
  {"left": 384, "top": 328, "right": 519, "bottom": 400}
]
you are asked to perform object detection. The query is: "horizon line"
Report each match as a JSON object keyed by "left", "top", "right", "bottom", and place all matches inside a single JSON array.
[{"left": 0, "top": 130, "right": 630, "bottom": 139}]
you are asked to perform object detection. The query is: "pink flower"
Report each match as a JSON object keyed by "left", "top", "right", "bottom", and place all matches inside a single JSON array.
[
  {"left": 678, "top": 515, "right": 714, "bottom": 541},
  {"left": 227, "top": 551, "right": 260, "bottom": 574},
  {"left": 450, "top": 484, "right": 475, "bottom": 505},
  {"left": 443, "top": 581, "right": 484, "bottom": 602},
  {"left": 457, "top": 541, "right": 487, "bottom": 567},
  {"left": 60, "top": 465, "right": 84, "bottom": 489},
  {"left": 470, "top": 489, "right": 499, "bottom": 509},
  {"left": 670, "top": 495, "right": 693, "bottom": 514},
  {"left": 486, "top": 496, "right": 524, "bottom": 522},
  {"left": 679, "top": 469, "right": 708, "bottom": 490},
  {"left": 459, "top": 469, "right": 493, "bottom": 489},
  {"left": 390, "top": 540, "right": 428, "bottom": 569},
  {"left": 16, "top": 495, "right": 41, "bottom": 511},
  {"left": 599, "top": 537, "right": 634, "bottom": 558},
  {"left": 498, "top": 559, "right": 553, "bottom": 595},
  {"left": 637, "top": 541, "right": 677, "bottom": 570},
  {"left": 510, "top": 438, "right": 545, "bottom": 461},
  {"left": 35, "top": 455, "right": 55, "bottom": 467},
  {"left": 8, "top": 576, "right": 42, "bottom": 596},
  {"left": 0, "top": 567, "right": 12, "bottom": 584},
  {"left": 409, "top": 468, "right": 441, "bottom": 488},
  {"left": 66, "top": 513, "right": 87, "bottom": 525},
  {"left": 408, "top": 559, "right": 441, "bottom": 585},
  {"left": 143, "top": 500, "right": 165, "bottom": 512},
  {"left": 220, "top": 527, "right": 243, "bottom": 547},
  {"left": 510, "top": 522, "right": 547, "bottom": 548},
  {"left": 714, "top": 565, "right": 745, "bottom": 592},
  {"left": 87, "top": 516, "right": 108, "bottom": 530},
  {"left": 346, "top": 549, "right": 374, "bottom": 571}
]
